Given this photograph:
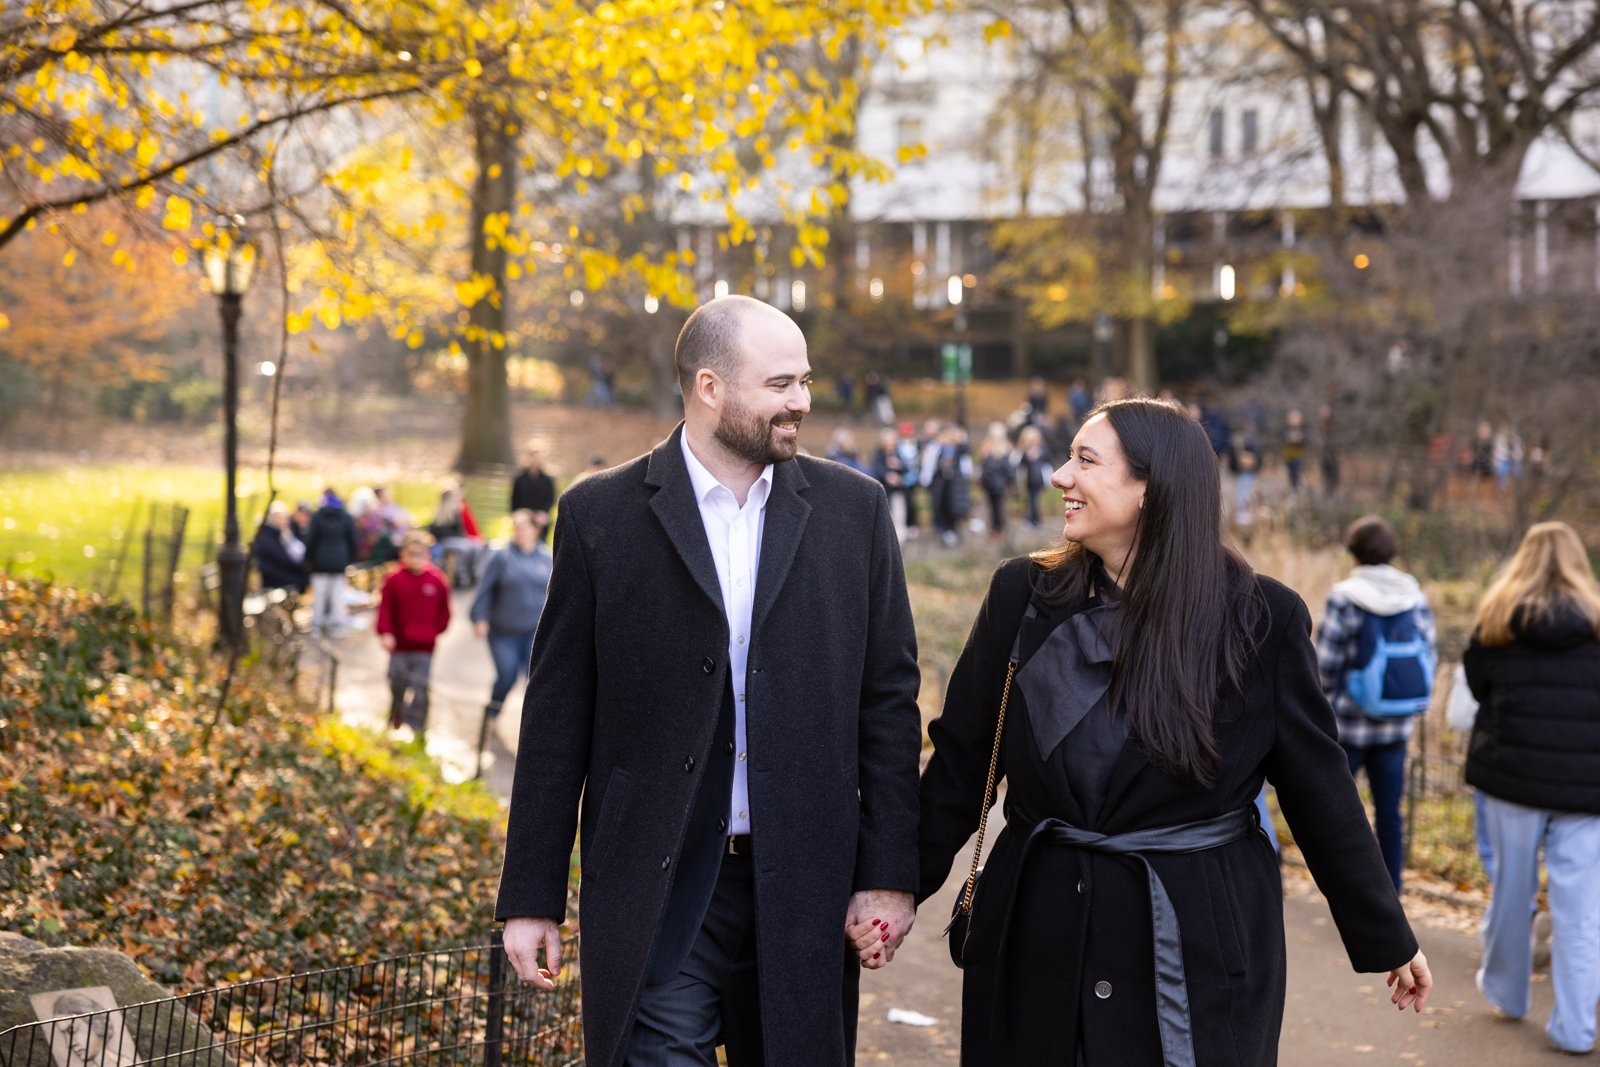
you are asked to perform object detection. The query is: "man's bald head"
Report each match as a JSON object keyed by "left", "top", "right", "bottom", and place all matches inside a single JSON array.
[{"left": 674, "top": 295, "right": 799, "bottom": 397}]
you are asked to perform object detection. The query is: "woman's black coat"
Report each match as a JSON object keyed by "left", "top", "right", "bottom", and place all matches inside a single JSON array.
[{"left": 918, "top": 558, "right": 1417, "bottom": 1066}]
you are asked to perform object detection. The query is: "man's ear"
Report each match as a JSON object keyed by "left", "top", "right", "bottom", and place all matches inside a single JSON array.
[{"left": 694, "top": 368, "right": 721, "bottom": 410}]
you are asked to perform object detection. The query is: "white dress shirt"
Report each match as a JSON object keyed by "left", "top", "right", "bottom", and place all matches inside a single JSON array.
[{"left": 681, "top": 433, "right": 772, "bottom": 835}]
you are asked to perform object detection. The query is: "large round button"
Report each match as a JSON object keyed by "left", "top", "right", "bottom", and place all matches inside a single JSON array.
[
  {"left": 1094, "top": 980, "right": 1112, "bottom": 999},
  {"left": 702, "top": 657, "right": 715, "bottom": 674},
  {"left": 684, "top": 756, "right": 695, "bottom": 772},
  {"left": 661, "top": 856, "right": 671, "bottom": 870},
  {"left": 1077, "top": 878, "right": 1087, "bottom": 894},
  {"left": 716, "top": 817, "right": 727, "bottom": 833}
]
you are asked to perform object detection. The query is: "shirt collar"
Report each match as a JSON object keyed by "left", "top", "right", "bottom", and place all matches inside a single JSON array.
[{"left": 681, "top": 430, "right": 773, "bottom": 509}]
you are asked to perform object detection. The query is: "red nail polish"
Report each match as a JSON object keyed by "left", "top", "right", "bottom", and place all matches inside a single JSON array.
[
  {"left": 870, "top": 919, "right": 881, "bottom": 927},
  {"left": 881, "top": 931, "right": 890, "bottom": 941},
  {"left": 872, "top": 951, "right": 881, "bottom": 960}
]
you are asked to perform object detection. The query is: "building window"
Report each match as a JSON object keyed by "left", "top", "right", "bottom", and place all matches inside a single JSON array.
[
  {"left": 1208, "top": 109, "right": 1226, "bottom": 159},
  {"left": 1240, "top": 109, "right": 1258, "bottom": 156},
  {"left": 896, "top": 116, "right": 924, "bottom": 161}
]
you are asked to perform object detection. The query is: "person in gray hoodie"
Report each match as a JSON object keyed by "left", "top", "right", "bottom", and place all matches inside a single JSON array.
[
  {"left": 1315, "top": 515, "right": 1437, "bottom": 889},
  {"left": 470, "top": 509, "right": 553, "bottom": 719}
]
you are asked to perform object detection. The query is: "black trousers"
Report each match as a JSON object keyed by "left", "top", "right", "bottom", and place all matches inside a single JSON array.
[{"left": 626, "top": 852, "right": 763, "bottom": 1066}]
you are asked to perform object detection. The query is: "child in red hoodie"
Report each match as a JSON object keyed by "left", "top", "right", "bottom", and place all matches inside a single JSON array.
[{"left": 376, "top": 531, "right": 452, "bottom": 732}]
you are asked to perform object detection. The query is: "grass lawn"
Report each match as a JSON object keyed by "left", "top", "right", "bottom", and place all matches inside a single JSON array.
[{"left": 0, "top": 464, "right": 516, "bottom": 592}]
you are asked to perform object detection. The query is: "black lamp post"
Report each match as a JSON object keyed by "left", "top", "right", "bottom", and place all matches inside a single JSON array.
[{"left": 202, "top": 215, "right": 256, "bottom": 652}]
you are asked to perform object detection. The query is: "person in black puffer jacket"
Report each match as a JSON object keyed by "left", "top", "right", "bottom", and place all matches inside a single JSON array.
[
  {"left": 1464, "top": 520, "right": 1600, "bottom": 1055},
  {"left": 302, "top": 488, "right": 358, "bottom": 637}
]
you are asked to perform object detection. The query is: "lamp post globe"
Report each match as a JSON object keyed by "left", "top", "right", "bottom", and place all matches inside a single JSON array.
[{"left": 201, "top": 215, "right": 256, "bottom": 653}]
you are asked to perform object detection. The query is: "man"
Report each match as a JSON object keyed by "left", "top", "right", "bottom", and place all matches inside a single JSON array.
[
  {"left": 1316, "top": 515, "right": 1437, "bottom": 890},
  {"left": 497, "top": 295, "right": 922, "bottom": 1067},
  {"left": 510, "top": 444, "right": 557, "bottom": 542}
]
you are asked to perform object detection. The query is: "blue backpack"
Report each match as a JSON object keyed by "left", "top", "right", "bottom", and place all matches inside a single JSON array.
[{"left": 1345, "top": 608, "right": 1435, "bottom": 718}]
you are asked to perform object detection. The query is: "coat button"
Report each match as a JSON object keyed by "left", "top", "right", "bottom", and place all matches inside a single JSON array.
[
  {"left": 725, "top": 741, "right": 734, "bottom": 755},
  {"left": 1094, "top": 980, "right": 1112, "bottom": 999},
  {"left": 1077, "top": 878, "right": 1087, "bottom": 894},
  {"left": 662, "top": 856, "right": 671, "bottom": 870},
  {"left": 684, "top": 756, "right": 695, "bottom": 772},
  {"left": 717, "top": 817, "right": 727, "bottom": 832},
  {"left": 702, "top": 657, "right": 715, "bottom": 673}
]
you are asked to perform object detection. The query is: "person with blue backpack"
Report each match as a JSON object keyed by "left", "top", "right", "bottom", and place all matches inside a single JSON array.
[{"left": 1316, "top": 515, "right": 1437, "bottom": 890}]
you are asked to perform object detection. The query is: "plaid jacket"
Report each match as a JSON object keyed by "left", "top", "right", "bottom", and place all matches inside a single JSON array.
[{"left": 1315, "top": 591, "right": 1437, "bottom": 748}]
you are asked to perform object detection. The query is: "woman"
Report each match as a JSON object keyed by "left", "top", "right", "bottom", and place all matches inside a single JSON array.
[
  {"left": 978, "top": 422, "right": 1015, "bottom": 541},
  {"left": 469, "top": 509, "right": 553, "bottom": 720},
  {"left": 1010, "top": 424, "right": 1052, "bottom": 527},
  {"left": 1464, "top": 521, "right": 1600, "bottom": 1055},
  {"left": 427, "top": 482, "right": 485, "bottom": 588},
  {"left": 884, "top": 398, "right": 1429, "bottom": 1065}
]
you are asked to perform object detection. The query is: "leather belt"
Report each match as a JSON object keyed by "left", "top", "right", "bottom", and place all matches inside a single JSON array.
[
  {"left": 990, "top": 806, "right": 1257, "bottom": 1066},
  {"left": 726, "top": 834, "right": 753, "bottom": 856}
]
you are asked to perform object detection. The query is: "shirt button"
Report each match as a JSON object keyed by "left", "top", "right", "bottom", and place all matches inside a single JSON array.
[
  {"left": 738, "top": 810, "right": 747, "bottom": 820},
  {"left": 737, "top": 635, "right": 745, "bottom": 645},
  {"left": 702, "top": 657, "right": 715, "bottom": 673},
  {"left": 684, "top": 757, "right": 695, "bottom": 772},
  {"left": 738, "top": 752, "right": 747, "bottom": 762},
  {"left": 738, "top": 693, "right": 746, "bottom": 703},
  {"left": 1094, "top": 981, "right": 1112, "bottom": 999}
]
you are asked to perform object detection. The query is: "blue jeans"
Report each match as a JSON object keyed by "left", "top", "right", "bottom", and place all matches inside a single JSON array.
[
  {"left": 1344, "top": 739, "right": 1407, "bottom": 889},
  {"left": 486, "top": 630, "right": 535, "bottom": 714},
  {"left": 1477, "top": 795, "right": 1600, "bottom": 1052}
]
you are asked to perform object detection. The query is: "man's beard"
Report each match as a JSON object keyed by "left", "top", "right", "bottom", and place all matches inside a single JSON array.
[{"left": 714, "top": 390, "right": 802, "bottom": 466}]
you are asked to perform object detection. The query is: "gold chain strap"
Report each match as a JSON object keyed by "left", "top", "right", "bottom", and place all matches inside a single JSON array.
[{"left": 956, "top": 658, "right": 1017, "bottom": 917}]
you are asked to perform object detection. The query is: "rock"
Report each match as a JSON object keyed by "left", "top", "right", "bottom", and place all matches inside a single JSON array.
[{"left": 0, "top": 943, "right": 225, "bottom": 1066}]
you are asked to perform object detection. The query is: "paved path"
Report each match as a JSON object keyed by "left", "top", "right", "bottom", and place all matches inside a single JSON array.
[{"left": 309, "top": 601, "right": 1594, "bottom": 1065}]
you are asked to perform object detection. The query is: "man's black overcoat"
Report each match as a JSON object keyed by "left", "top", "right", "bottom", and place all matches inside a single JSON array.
[
  {"left": 496, "top": 425, "right": 923, "bottom": 1067},
  {"left": 918, "top": 558, "right": 1418, "bottom": 1065}
]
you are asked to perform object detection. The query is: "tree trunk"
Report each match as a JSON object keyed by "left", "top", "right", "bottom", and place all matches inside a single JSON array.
[
  {"left": 456, "top": 105, "right": 519, "bottom": 471},
  {"left": 647, "top": 315, "right": 682, "bottom": 420},
  {"left": 1123, "top": 200, "right": 1157, "bottom": 393}
]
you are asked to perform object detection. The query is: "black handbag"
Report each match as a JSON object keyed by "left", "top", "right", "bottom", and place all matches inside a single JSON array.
[{"left": 944, "top": 657, "right": 1018, "bottom": 969}]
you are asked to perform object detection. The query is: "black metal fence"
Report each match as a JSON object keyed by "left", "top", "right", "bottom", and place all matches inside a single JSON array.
[
  {"left": 0, "top": 934, "right": 581, "bottom": 1067},
  {"left": 1405, "top": 715, "right": 1483, "bottom": 890}
]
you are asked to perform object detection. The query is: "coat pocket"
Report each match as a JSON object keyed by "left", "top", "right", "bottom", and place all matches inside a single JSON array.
[
  {"left": 581, "top": 769, "right": 633, "bottom": 878},
  {"left": 1202, "top": 856, "right": 1248, "bottom": 978}
]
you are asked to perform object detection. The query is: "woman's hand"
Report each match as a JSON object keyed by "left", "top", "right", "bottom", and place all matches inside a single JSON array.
[{"left": 1385, "top": 949, "right": 1432, "bottom": 1012}]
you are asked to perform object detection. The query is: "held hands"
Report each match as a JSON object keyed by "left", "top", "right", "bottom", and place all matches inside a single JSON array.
[
  {"left": 845, "top": 889, "right": 915, "bottom": 970},
  {"left": 379, "top": 633, "right": 396, "bottom": 652},
  {"left": 502, "top": 916, "right": 564, "bottom": 991},
  {"left": 1385, "top": 949, "right": 1432, "bottom": 1012}
]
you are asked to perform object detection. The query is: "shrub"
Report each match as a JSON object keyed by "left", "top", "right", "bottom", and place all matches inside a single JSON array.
[{"left": 0, "top": 578, "right": 511, "bottom": 990}]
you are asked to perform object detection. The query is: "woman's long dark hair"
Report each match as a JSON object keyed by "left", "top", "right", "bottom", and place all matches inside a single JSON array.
[{"left": 1033, "top": 397, "right": 1264, "bottom": 786}]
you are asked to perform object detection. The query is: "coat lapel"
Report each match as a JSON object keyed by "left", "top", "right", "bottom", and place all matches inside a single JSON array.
[
  {"left": 645, "top": 425, "right": 726, "bottom": 621},
  {"left": 752, "top": 458, "right": 811, "bottom": 635}
]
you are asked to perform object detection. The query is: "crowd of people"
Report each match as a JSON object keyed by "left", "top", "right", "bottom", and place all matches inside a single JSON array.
[{"left": 247, "top": 444, "right": 566, "bottom": 735}]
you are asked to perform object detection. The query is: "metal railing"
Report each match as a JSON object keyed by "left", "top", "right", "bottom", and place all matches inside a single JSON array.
[{"left": 0, "top": 933, "right": 581, "bottom": 1067}]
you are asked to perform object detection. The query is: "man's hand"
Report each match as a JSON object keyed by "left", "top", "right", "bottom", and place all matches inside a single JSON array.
[
  {"left": 1386, "top": 948, "right": 1432, "bottom": 1012},
  {"left": 474, "top": 621, "right": 489, "bottom": 639},
  {"left": 503, "top": 917, "right": 564, "bottom": 990},
  {"left": 844, "top": 889, "right": 915, "bottom": 970},
  {"left": 379, "top": 633, "right": 396, "bottom": 652}
]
